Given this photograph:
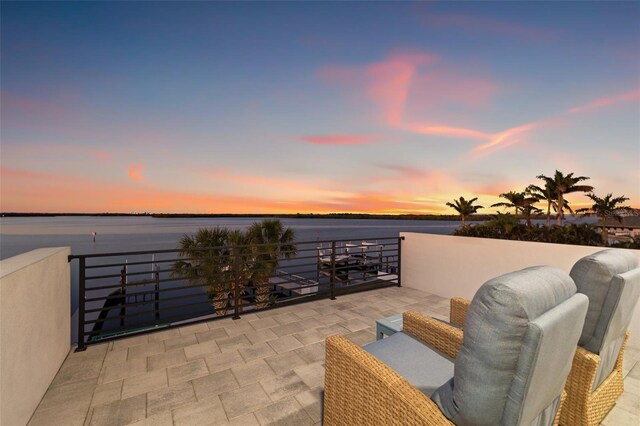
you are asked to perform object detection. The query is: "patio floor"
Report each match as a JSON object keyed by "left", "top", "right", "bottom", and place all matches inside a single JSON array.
[{"left": 28, "top": 286, "right": 640, "bottom": 426}]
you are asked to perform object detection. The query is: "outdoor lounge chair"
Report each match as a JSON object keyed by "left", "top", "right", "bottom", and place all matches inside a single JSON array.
[
  {"left": 559, "top": 249, "right": 640, "bottom": 426},
  {"left": 447, "top": 249, "right": 640, "bottom": 426},
  {"left": 324, "top": 266, "right": 589, "bottom": 426}
]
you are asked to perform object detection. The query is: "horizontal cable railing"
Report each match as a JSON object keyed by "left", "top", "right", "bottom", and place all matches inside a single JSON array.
[{"left": 70, "top": 236, "right": 404, "bottom": 351}]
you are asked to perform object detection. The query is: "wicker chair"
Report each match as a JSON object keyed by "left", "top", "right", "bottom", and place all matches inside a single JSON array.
[
  {"left": 448, "top": 250, "right": 640, "bottom": 426},
  {"left": 324, "top": 266, "right": 588, "bottom": 426}
]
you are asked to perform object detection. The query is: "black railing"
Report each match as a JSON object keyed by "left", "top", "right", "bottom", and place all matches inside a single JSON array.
[{"left": 69, "top": 236, "right": 403, "bottom": 351}]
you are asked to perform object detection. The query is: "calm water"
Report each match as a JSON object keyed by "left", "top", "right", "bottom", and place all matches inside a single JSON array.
[{"left": 0, "top": 216, "right": 459, "bottom": 260}]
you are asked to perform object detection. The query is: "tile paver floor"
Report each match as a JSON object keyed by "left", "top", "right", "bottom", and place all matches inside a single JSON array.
[{"left": 29, "top": 286, "right": 640, "bottom": 426}]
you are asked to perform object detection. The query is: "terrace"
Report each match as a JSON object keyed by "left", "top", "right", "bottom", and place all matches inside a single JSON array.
[{"left": 2, "top": 233, "right": 639, "bottom": 425}]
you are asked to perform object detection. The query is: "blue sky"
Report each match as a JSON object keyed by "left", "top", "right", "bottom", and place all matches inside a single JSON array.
[{"left": 2, "top": 1, "right": 639, "bottom": 213}]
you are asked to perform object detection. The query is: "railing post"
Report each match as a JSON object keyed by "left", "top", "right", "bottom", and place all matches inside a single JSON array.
[
  {"left": 233, "top": 251, "right": 241, "bottom": 320},
  {"left": 154, "top": 271, "right": 160, "bottom": 321},
  {"left": 120, "top": 266, "right": 126, "bottom": 327},
  {"left": 397, "top": 236, "right": 404, "bottom": 287},
  {"left": 330, "top": 241, "right": 336, "bottom": 300},
  {"left": 75, "top": 257, "right": 87, "bottom": 352}
]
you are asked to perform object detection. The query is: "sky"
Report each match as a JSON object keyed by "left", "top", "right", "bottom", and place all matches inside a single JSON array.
[{"left": 1, "top": 1, "right": 639, "bottom": 214}]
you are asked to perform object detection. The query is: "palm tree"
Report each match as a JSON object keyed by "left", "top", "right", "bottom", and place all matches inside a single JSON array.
[
  {"left": 577, "top": 193, "right": 631, "bottom": 246},
  {"left": 527, "top": 180, "right": 557, "bottom": 227},
  {"left": 537, "top": 171, "right": 593, "bottom": 225},
  {"left": 174, "top": 227, "right": 231, "bottom": 316},
  {"left": 521, "top": 204, "right": 543, "bottom": 227},
  {"left": 491, "top": 190, "right": 538, "bottom": 216},
  {"left": 446, "top": 197, "right": 484, "bottom": 227},
  {"left": 225, "top": 229, "right": 256, "bottom": 313},
  {"left": 248, "top": 219, "right": 296, "bottom": 309}
]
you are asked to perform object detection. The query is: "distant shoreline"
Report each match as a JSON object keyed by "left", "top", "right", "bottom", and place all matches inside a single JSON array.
[{"left": 0, "top": 212, "right": 502, "bottom": 221}]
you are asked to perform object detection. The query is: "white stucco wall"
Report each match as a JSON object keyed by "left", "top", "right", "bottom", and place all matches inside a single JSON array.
[
  {"left": 0, "top": 247, "right": 71, "bottom": 426},
  {"left": 400, "top": 233, "right": 640, "bottom": 346}
]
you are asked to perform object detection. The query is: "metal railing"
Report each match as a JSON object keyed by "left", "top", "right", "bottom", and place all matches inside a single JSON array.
[{"left": 69, "top": 236, "right": 403, "bottom": 351}]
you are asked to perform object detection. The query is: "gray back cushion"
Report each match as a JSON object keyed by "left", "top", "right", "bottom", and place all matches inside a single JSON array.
[
  {"left": 570, "top": 249, "right": 638, "bottom": 354},
  {"left": 432, "top": 266, "right": 581, "bottom": 426},
  {"left": 593, "top": 268, "right": 640, "bottom": 388}
]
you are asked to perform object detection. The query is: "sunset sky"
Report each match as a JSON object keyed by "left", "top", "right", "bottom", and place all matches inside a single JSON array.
[{"left": 1, "top": 2, "right": 639, "bottom": 214}]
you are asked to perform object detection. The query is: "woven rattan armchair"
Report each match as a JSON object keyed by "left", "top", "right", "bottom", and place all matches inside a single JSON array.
[
  {"left": 324, "top": 266, "right": 588, "bottom": 426},
  {"left": 447, "top": 250, "right": 640, "bottom": 426}
]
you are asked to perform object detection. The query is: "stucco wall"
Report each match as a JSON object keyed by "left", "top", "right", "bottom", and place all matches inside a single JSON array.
[
  {"left": 400, "top": 233, "right": 640, "bottom": 346},
  {"left": 0, "top": 247, "right": 71, "bottom": 426}
]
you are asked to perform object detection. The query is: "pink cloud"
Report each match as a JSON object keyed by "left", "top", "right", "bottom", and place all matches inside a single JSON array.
[
  {"left": 295, "top": 134, "right": 381, "bottom": 145},
  {"left": 400, "top": 123, "right": 492, "bottom": 140},
  {"left": 568, "top": 90, "right": 640, "bottom": 113},
  {"left": 128, "top": 163, "right": 145, "bottom": 181},
  {"left": 423, "top": 13, "right": 558, "bottom": 42}
]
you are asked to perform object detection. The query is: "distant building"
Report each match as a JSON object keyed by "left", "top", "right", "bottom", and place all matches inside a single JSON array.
[{"left": 597, "top": 215, "right": 640, "bottom": 240}]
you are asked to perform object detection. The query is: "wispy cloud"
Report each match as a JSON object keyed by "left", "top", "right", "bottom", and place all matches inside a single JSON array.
[
  {"left": 128, "top": 163, "right": 145, "bottom": 181},
  {"left": 422, "top": 12, "right": 558, "bottom": 42},
  {"left": 568, "top": 90, "right": 640, "bottom": 113},
  {"left": 294, "top": 134, "right": 382, "bottom": 146}
]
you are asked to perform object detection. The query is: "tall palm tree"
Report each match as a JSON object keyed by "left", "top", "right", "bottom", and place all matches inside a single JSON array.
[
  {"left": 491, "top": 190, "right": 538, "bottom": 216},
  {"left": 248, "top": 219, "right": 296, "bottom": 309},
  {"left": 538, "top": 171, "right": 593, "bottom": 225},
  {"left": 521, "top": 204, "right": 543, "bottom": 227},
  {"left": 527, "top": 180, "right": 557, "bottom": 227},
  {"left": 174, "top": 227, "right": 231, "bottom": 316},
  {"left": 577, "top": 193, "right": 631, "bottom": 246},
  {"left": 446, "top": 197, "right": 484, "bottom": 227}
]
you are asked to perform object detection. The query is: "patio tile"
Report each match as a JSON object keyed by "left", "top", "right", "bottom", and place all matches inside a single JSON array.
[
  {"left": 294, "top": 387, "right": 323, "bottom": 423},
  {"left": 148, "top": 328, "right": 182, "bottom": 343},
  {"left": 147, "top": 381, "right": 196, "bottom": 416},
  {"left": 272, "top": 313, "right": 300, "bottom": 325},
  {"left": 249, "top": 316, "right": 279, "bottom": 330},
  {"left": 223, "top": 321, "right": 255, "bottom": 337},
  {"left": 224, "top": 413, "right": 259, "bottom": 425},
  {"left": 268, "top": 335, "right": 303, "bottom": 354},
  {"left": 602, "top": 405, "right": 640, "bottom": 425},
  {"left": 216, "top": 334, "right": 252, "bottom": 352},
  {"left": 89, "top": 394, "right": 146, "bottom": 426},
  {"left": 293, "top": 308, "right": 319, "bottom": 319},
  {"left": 271, "top": 322, "right": 305, "bottom": 337},
  {"left": 265, "top": 351, "right": 308, "bottom": 375},
  {"left": 231, "top": 358, "right": 275, "bottom": 386},
  {"left": 127, "top": 342, "right": 165, "bottom": 361},
  {"left": 28, "top": 403, "right": 89, "bottom": 426},
  {"left": 121, "top": 369, "right": 167, "bottom": 399},
  {"left": 205, "top": 350, "right": 245, "bottom": 373},
  {"left": 91, "top": 380, "right": 123, "bottom": 407},
  {"left": 124, "top": 412, "right": 173, "bottom": 426},
  {"left": 37, "top": 377, "right": 95, "bottom": 412},
  {"left": 244, "top": 328, "right": 279, "bottom": 345},
  {"left": 101, "top": 358, "right": 147, "bottom": 384},
  {"left": 343, "top": 328, "right": 376, "bottom": 346},
  {"left": 103, "top": 348, "right": 128, "bottom": 367},
  {"left": 167, "top": 358, "right": 210, "bottom": 385},
  {"left": 260, "top": 370, "right": 309, "bottom": 402},
  {"left": 294, "top": 362, "right": 325, "bottom": 389},
  {"left": 147, "top": 348, "right": 187, "bottom": 371},
  {"left": 193, "top": 368, "right": 240, "bottom": 398},
  {"left": 254, "top": 397, "right": 313, "bottom": 426},
  {"left": 341, "top": 318, "right": 370, "bottom": 332},
  {"left": 295, "top": 342, "right": 325, "bottom": 364},
  {"left": 172, "top": 395, "right": 228, "bottom": 426},
  {"left": 179, "top": 322, "right": 210, "bottom": 335},
  {"left": 163, "top": 334, "right": 198, "bottom": 351},
  {"left": 239, "top": 341, "right": 277, "bottom": 362},
  {"left": 183, "top": 340, "right": 221, "bottom": 360},
  {"left": 111, "top": 335, "right": 149, "bottom": 351},
  {"left": 219, "top": 383, "right": 272, "bottom": 419},
  {"left": 196, "top": 327, "right": 229, "bottom": 343},
  {"left": 52, "top": 358, "right": 103, "bottom": 387}
]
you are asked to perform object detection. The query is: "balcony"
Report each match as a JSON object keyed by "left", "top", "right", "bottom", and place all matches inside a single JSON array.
[{"left": 2, "top": 233, "right": 639, "bottom": 425}]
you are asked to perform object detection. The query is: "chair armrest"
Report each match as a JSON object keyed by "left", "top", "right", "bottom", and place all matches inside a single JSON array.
[
  {"left": 450, "top": 297, "right": 471, "bottom": 328},
  {"left": 324, "top": 335, "right": 454, "bottom": 426},
  {"left": 403, "top": 311, "right": 463, "bottom": 359}
]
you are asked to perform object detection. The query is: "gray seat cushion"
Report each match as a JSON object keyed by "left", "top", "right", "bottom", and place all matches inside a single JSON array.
[
  {"left": 570, "top": 249, "right": 638, "bottom": 353},
  {"left": 432, "top": 265, "right": 580, "bottom": 426},
  {"left": 363, "top": 331, "right": 454, "bottom": 397}
]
